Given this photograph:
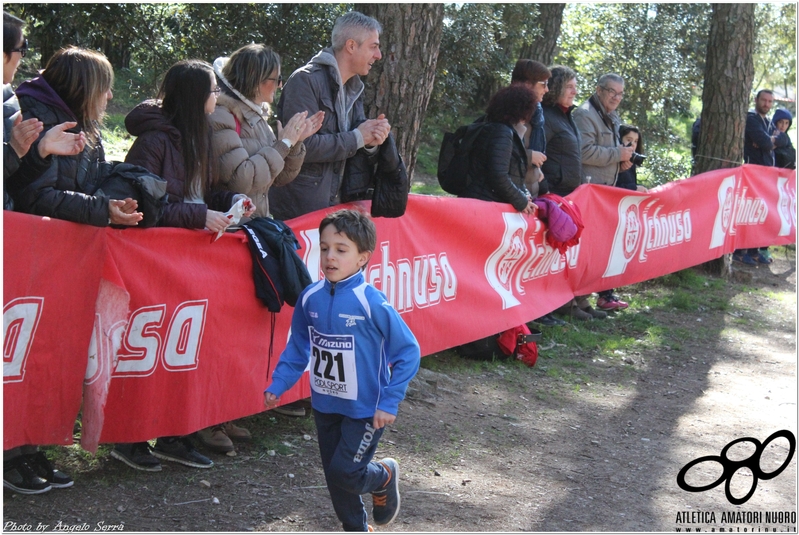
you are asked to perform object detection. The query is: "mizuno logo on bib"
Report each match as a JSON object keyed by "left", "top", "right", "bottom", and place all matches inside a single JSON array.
[{"left": 309, "top": 328, "right": 358, "bottom": 400}]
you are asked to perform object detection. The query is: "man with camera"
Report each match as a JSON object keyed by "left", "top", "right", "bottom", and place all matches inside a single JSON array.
[{"left": 571, "top": 73, "right": 633, "bottom": 312}]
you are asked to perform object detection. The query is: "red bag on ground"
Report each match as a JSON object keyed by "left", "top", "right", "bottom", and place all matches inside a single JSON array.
[{"left": 496, "top": 324, "right": 540, "bottom": 368}]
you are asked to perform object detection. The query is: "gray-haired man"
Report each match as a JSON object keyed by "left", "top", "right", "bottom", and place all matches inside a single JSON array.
[
  {"left": 572, "top": 73, "right": 634, "bottom": 186},
  {"left": 269, "top": 11, "right": 391, "bottom": 221},
  {"left": 571, "top": 73, "right": 633, "bottom": 314}
]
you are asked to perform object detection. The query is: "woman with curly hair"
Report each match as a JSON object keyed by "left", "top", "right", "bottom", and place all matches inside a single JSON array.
[
  {"left": 460, "top": 84, "right": 537, "bottom": 214},
  {"left": 540, "top": 65, "right": 583, "bottom": 198}
]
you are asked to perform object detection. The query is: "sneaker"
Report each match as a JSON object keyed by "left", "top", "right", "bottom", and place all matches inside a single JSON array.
[
  {"left": 111, "top": 442, "right": 162, "bottom": 472},
  {"left": 608, "top": 295, "right": 629, "bottom": 309},
  {"left": 221, "top": 421, "right": 252, "bottom": 442},
  {"left": 733, "top": 252, "right": 757, "bottom": 266},
  {"left": 534, "top": 313, "right": 567, "bottom": 326},
  {"left": 272, "top": 402, "right": 306, "bottom": 417},
  {"left": 197, "top": 426, "right": 235, "bottom": 453},
  {"left": 596, "top": 296, "right": 621, "bottom": 311},
  {"left": 3, "top": 456, "right": 52, "bottom": 495},
  {"left": 153, "top": 437, "right": 213, "bottom": 469},
  {"left": 372, "top": 458, "right": 400, "bottom": 526},
  {"left": 755, "top": 252, "right": 773, "bottom": 265},
  {"left": 25, "top": 452, "right": 73, "bottom": 488},
  {"left": 581, "top": 306, "right": 607, "bottom": 319}
]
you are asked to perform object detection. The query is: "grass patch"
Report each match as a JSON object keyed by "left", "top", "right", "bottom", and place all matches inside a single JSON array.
[
  {"left": 411, "top": 181, "right": 448, "bottom": 196},
  {"left": 102, "top": 112, "right": 134, "bottom": 162}
]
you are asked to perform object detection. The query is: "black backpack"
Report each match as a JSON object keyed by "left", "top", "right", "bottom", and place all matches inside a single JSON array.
[{"left": 437, "top": 120, "right": 485, "bottom": 195}]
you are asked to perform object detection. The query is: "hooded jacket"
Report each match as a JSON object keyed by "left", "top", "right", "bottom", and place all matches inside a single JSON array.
[
  {"left": 11, "top": 76, "right": 110, "bottom": 226},
  {"left": 209, "top": 57, "right": 307, "bottom": 218},
  {"left": 269, "top": 48, "right": 369, "bottom": 220},
  {"left": 4, "top": 84, "right": 22, "bottom": 184},
  {"left": 461, "top": 122, "right": 530, "bottom": 211},
  {"left": 124, "top": 100, "right": 235, "bottom": 229},
  {"left": 771, "top": 108, "right": 796, "bottom": 169}
]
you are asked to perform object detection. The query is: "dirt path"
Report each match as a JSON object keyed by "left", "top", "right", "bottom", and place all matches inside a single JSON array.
[{"left": 3, "top": 253, "right": 796, "bottom": 532}]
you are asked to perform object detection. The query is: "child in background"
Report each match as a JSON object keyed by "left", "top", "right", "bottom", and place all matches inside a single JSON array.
[
  {"left": 265, "top": 209, "right": 420, "bottom": 532},
  {"left": 772, "top": 109, "right": 796, "bottom": 170}
]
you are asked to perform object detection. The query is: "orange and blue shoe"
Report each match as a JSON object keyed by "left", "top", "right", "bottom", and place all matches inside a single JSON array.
[{"left": 372, "top": 458, "right": 400, "bottom": 526}]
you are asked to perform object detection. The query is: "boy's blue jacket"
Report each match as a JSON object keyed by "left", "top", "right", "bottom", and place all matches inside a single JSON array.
[{"left": 266, "top": 270, "right": 421, "bottom": 418}]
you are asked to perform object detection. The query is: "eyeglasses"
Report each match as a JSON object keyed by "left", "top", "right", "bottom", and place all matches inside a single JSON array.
[
  {"left": 266, "top": 75, "right": 283, "bottom": 87},
  {"left": 210, "top": 87, "right": 222, "bottom": 95},
  {"left": 11, "top": 39, "right": 28, "bottom": 58},
  {"left": 536, "top": 80, "right": 548, "bottom": 87},
  {"left": 601, "top": 86, "right": 624, "bottom": 99}
]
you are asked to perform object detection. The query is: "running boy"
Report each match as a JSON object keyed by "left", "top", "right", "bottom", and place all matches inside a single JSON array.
[{"left": 264, "top": 209, "right": 420, "bottom": 531}]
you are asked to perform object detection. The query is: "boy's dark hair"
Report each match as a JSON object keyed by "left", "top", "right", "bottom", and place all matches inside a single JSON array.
[{"left": 319, "top": 209, "right": 376, "bottom": 254}]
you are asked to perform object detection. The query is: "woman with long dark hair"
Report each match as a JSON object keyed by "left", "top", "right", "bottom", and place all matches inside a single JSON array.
[
  {"left": 10, "top": 46, "right": 142, "bottom": 226},
  {"left": 125, "top": 59, "right": 253, "bottom": 232},
  {"left": 615, "top": 124, "right": 647, "bottom": 192},
  {"left": 115, "top": 60, "right": 254, "bottom": 472}
]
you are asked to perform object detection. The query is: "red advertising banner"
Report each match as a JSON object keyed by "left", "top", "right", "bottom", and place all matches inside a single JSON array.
[{"left": 3, "top": 165, "right": 795, "bottom": 450}]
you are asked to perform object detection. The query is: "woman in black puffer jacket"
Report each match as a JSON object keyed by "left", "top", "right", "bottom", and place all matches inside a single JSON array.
[
  {"left": 461, "top": 84, "right": 536, "bottom": 215},
  {"left": 540, "top": 65, "right": 583, "bottom": 197},
  {"left": 12, "top": 46, "right": 141, "bottom": 226}
]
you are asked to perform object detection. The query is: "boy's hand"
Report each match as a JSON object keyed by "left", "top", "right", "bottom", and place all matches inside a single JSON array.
[
  {"left": 264, "top": 392, "right": 280, "bottom": 409},
  {"left": 373, "top": 409, "right": 395, "bottom": 430}
]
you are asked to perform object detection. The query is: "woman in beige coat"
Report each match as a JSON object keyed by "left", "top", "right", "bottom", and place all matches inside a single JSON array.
[
  {"left": 210, "top": 44, "right": 323, "bottom": 218},
  {"left": 202, "top": 45, "right": 322, "bottom": 454}
]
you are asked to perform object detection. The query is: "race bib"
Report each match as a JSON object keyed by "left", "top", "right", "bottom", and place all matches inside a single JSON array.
[{"left": 309, "top": 328, "right": 358, "bottom": 400}]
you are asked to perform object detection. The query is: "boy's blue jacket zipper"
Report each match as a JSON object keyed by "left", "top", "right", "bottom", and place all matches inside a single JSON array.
[{"left": 266, "top": 271, "right": 421, "bottom": 418}]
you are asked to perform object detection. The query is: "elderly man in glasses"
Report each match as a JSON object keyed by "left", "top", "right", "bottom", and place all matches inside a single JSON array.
[
  {"left": 570, "top": 73, "right": 635, "bottom": 315},
  {"left": 572, "top": 73, "right": 634, "bottom": 188}
]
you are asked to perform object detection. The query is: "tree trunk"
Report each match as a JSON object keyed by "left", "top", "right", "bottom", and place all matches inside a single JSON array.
[
  {"left": 518, "top": 3, "right": 566, "bottom": 65},
  {"left": 359, "top": 4, "right": 444, "bottom": 181},
  {"left": 694, "top": 3, "right": 756, "bottom": 277}
]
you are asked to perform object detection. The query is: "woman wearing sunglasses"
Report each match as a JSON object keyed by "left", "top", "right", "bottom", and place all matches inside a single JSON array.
[{"left": 209, "top": 44, "right": 323, "bottom": 219}]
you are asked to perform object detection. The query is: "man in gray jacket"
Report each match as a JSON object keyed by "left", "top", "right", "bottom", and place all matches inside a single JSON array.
[
  {"left": 572, "top": 73, "right": 634, "bottom": 186},
  {"left": 571, "top": 73, "right": 633, "bottom": 313},
  {"left": 269, "top": 11, "right": 391, "bottom": 221}
]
